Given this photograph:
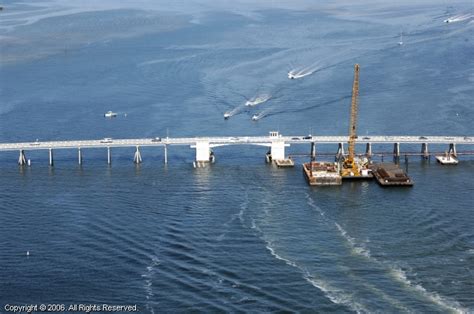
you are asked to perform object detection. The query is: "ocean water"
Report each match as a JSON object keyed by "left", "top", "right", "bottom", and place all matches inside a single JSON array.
[{"left": 1, "top": 1, "right": 473, "bottom": 312}]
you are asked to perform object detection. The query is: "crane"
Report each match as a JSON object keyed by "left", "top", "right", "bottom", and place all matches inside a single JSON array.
[{"left": 342, "top": 64, "right": 361, "bottom": 176}]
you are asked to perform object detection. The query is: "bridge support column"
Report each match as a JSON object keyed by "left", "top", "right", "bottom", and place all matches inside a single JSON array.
[
  {"left": 18, "top": 150, "right": 27, "bottom": 166},
  {"left": 195, "top": 141, "right": 211, "bottom": 162},
  {"left": 270, "top": 140, "right": 286, "bottom": 161},
  {"left": 393, "top": 143, "right": 400, "bottom": 158},
  {"left": 365, "top": 143, "right": 372, "bottom": 158},
  {"left": 448, "top": 143, "right": 457, "bottom": 157},
  {"left": 310, "top": 142, "right": 316, "bottom": 161},
  {"left": 336, "top": 143, "right": 345, "bottom": 160},
  {"left": 421, "top": 143, "right": 429, "bottom": 159},
  {"left": 107, "top": 147, "right": 111, "bottom": 165},
  {"left": 49, "top": 148, "right": 54, "bottom": 166},
  {"left": 164, "top": 145, "right": 168, "bottom": 164},
  {"left": 78, "top": 148, "right": 82, "bottom": 165},
  {"left": 393, "top": 143, "right": 400, "bottom": 163},
  {"left": 133, "top": 146, "right": 142, "bottom": 164}
]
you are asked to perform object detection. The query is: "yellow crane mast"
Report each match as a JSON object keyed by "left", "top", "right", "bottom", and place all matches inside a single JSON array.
[{"left": 342, "top": 64, "right": 360, "bottom": 176}]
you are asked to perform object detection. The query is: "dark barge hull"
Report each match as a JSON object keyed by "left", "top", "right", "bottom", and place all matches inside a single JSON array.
[{"left": 371, "top": 163, "right": 413, "bottom": 187}]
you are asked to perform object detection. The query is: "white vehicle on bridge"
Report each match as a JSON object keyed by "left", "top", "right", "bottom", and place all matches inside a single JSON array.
[{"left": 100, "top": 138, "right": 113, "bottom": 143}]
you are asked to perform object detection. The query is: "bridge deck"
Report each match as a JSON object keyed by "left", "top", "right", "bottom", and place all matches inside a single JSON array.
[{"left": 0, "top": 135, "right": 472, "bottom": 151}]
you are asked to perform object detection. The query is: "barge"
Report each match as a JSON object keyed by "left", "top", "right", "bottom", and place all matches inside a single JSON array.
[
  {"left": 303, "top": 162, "right": 342, "bottom": 186},
  {"left": 371, "top": 163, "right": 413, "bottom": 186}
]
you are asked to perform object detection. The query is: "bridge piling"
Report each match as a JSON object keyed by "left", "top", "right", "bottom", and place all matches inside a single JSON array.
[
  {"left": 133, "top": 146, "right": 142, "bottom": 164},
  {"left": 310, "top": 142, "right": 316, "bottom": 161},
  {"left": 421, "top": 143, "right": 429, "bottom": 159},
  {"left": 78, "top": 148, "right": 82, "bottom": 165},
  {"left": 365, "top": 143, "right": 372, "bottom": 158},
  {"left": 107, "top": 147, "right": 111, "bottom": 165},
  {"left": 336, "top": 143, "right": 345, "bottom": 161},
  {"left": 164, "top": 145, "right": 168, "bottom": 164},
  {"left": 393, "top": 143, "right": 400, "bottom": 163},
  {"left": 449, "top": 143, "right": 457, "bottom": 157},
  {"left": 18, "top": 150, "right": 26, "bottom": 166},
  {"left": 49, "top": 148, "right": 54, "bottom": 166}
]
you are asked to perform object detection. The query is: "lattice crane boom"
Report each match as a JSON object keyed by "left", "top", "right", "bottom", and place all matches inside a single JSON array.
[{"left": 347, "top": 64, "right": 360, "bottom": 164}]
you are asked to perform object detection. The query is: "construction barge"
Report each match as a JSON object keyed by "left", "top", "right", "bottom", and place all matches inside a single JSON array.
[
  {"left": 371, "top": 163, "right": 413, "bottom": 186},
  {"left": 303, "top": 162, "right": 342, "bottom": 185}
]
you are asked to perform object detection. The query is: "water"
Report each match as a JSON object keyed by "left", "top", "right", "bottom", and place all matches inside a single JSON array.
[{"left": 1, "top": 1, "right": 473, "bottom": 312}]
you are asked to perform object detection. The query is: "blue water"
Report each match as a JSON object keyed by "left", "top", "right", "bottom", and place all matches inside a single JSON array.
[{"left": 1, "top": 1, "right": 473, "bottom": 312}]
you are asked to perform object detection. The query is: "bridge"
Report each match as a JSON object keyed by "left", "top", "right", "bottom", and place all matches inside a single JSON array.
[{"left": 0, "top": 132, "right": 472, "bottom": 166}]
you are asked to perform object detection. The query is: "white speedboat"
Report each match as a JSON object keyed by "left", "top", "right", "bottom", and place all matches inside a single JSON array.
[{"left": 104, "top": 111, "right": 117, "bottom": 118}]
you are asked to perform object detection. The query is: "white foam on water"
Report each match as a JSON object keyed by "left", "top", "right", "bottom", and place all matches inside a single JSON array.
[
  {"left": 142, "top": 255, "right": 160, "bottom": 314},
  {"left": 305, "top": 193, "right": 326, "bottom": 218},
  {"left": 334, "top": 222, "right": 372, "bottom": 259},
  {"left": 265, "top": 242, "right": 297, "bottom": 268},
  {"left": 245, "top": 94, "right": 271, "bottom": 107},
  {"left": 303, "top": 274, "right": 368, "bottom": 314},
  {"left": 334, "top": 221, "right": 467, "bottom": 313},
  {"left": 262, "top": 237, "right": 369, "bottom": 313},
  {"left": 445, "top": 13, "right": 474, "bottom": 23},
  {"left": 388, "top": 266, "right": 469, "bottom": 314},
  {"left": 251, "top": 109, "right": 270, "bottom": 121}
]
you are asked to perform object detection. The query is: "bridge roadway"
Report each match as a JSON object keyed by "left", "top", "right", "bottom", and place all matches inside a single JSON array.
[
  {"left": 0, "top": 135, "right": 472, "bottom": 151},
  {"left": 0, "top": 133, "right": 472, "bottom": 165}
]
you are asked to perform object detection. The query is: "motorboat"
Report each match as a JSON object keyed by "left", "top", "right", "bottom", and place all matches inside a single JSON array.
[{"left": 104, "top": 111, "right": 117, "bottom": 118}]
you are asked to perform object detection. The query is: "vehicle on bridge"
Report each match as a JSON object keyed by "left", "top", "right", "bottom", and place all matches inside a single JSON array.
[{"left": 100, "top": 138, "right": 113, "bottom": 143}]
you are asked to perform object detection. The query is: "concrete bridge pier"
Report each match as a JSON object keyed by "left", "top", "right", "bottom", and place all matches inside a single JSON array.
[
  {"left": 18, "top": 150, "right": 27, "bottom": 166},
  {"left": 336, "top": 143, "right": 345, "bottom": 161},
  {"left": 421, "top": 143, "right": 429, "bottom": 159},
  {"left": 49, "top": 148, "right": 54, "bottom": 166},
  {"left": 270, "top": 140, "right": 286, "bottom": 161},
  {"left": 194, "top": 140, "right": 212, "bottom": 162},
  {"left": 365, "top": 143, "right": 372, "bottom": 158},
  {"left": 310, "top": 142, "right": 316, "bottom": 161},
  {"left": 107, "top": 147, "right": 112, "bottom": 165},
  {"left": 164, "top": 145, "right": 168, "bottom": 164},
  {"left": 393, "top": 142, "right": 400, "bottom": 163},
  {"left": 393, "top": 143, "right": 400, "bottom": 157},
  {"left": 133, "top": 146, "right": 142, "bottom": 164},
  {"left": 78, "top": 148, "right": 83, "bottom": 165},
  {"left": 448, "top": 143, "right": 457, "bottom": 157}
]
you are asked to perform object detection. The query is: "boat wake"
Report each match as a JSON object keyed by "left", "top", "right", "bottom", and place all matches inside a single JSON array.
[
  {"left": 251, "top": 109, "right": 271, "bottom": 121},
  {"left": 245, "top": 94, "right": 272, "bottom": 107},
  {"left": 334, "top": 222, "right": 372, "bottom": 259},
  {"left": 250, "top": 211, "right": 369, "bottom": 313},
  {"left": 333, "top": 222, "right": 468, "bottom": 314},
  {"left": 444, "top": 13, "right": 473, "bottom": 24},
  {"left": 142, "top": 255, "right": 160, "bottom": 314}
]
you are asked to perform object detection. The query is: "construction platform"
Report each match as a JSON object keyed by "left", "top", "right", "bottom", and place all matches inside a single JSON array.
[
  {"left": 303, "top": 162, "right": 342, "bottom": 186},
  {"left": 274, "top": 159, "right": 295, "bottom": 167},
  {"left": 371, "top": 163, "right": 413, "bottom": 186},
  {"left": 435, "top": 155, "right": 458, "bottom": 165}
]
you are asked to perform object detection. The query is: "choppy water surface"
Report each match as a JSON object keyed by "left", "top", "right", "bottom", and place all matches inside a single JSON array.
[{"left": 1, "top": 0, "right": 473, "bottom": 312}]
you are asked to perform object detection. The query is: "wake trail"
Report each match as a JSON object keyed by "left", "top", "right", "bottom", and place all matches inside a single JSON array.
[
  {"left": 333, "top": 220, "right": 468, "bottom": 314},
  {"left": 142, "top": 255, "right": 160, "bottom": 314}
]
